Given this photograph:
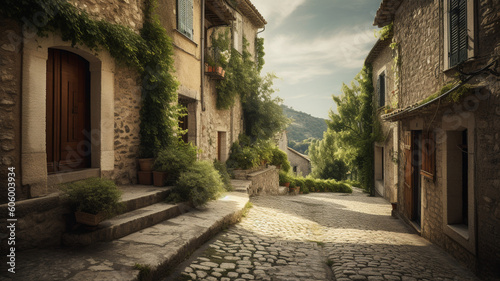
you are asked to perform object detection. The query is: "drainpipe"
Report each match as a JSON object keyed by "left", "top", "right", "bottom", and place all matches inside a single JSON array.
[{"left": 201, "top": 0, "right": 206, "bottom": 111}]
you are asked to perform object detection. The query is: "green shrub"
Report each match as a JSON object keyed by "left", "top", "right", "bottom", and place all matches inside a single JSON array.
[
  {"left": 279, "top": 170, "right": 292, "bottom": 185},
  {"left": 226, "top": 141, "right": 259, "bottom": 170},
  {"left": 62, "top": 177, "right": 122, "bottom": 217},
  {"left": 271, "top": 147, "right": 291, "bottom": 172},
  {"left": 213, "top": 159, "right": 233, "bottom": 191},
  {"left": 175, "top": 161, "right": 225, "bottom": 207},
  {"left": 301, "top": 186, "right": 310, "bottom": 194},
  {"left": 154, "top": 142, "right": 197, "bottom": 180}
]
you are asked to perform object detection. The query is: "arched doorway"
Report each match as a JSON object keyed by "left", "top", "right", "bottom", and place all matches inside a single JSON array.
[{"left": 46, "top": 49, "right": 91, "bottom": 173}]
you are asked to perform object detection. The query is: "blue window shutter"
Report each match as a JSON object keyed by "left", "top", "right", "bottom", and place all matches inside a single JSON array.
[
  {"left": 177, "top": 0, "right": 186, "bottom": 34},
  {"left": 449, "top": 0, "right": 467, "bottom": 67},
  {"left": 186, "top": 0, "right": 193, "bottom": 39}
]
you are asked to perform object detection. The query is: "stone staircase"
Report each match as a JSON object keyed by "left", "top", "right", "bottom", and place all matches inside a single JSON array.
[{"left": 62, "top": 186, "right": 191, "bottom": 246}]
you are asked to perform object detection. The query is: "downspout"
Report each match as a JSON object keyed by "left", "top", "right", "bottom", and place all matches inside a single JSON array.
[{"left": 201, "top": 0, "right": 206, "bottom": 111}]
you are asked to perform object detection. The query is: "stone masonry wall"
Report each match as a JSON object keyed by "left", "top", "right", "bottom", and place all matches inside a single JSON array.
[
  {"left": 234, "top": 167, "right": 279, "bottom": 196},
  {"left": 0, "top": 19, "right": 23, "bottom": 203},
  {"left": 113, "top": 67, "right": 142, "bottom": 184},
  {"left": 371, "top": 39, "right": 397, "bottom": 203},
  {"left": 392, "top": 0, "right": 500, "bottom": 278}
]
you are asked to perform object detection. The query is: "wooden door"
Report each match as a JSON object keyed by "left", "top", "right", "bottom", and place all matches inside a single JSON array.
[
  {"left": 46, "top": 49, "right": 90, "bottom": 173},
  {"left": 403, "top": 131, "right": 414, "bottom": 219}
]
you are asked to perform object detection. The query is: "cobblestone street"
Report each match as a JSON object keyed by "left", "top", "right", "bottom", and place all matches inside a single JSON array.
[{"left": 168, "top": 188, "right": 480, "bottom": 281}]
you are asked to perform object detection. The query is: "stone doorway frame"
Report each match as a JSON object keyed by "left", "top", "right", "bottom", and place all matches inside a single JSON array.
[{"left": 21, "top": 34, "right": 115, "bottom": 197}]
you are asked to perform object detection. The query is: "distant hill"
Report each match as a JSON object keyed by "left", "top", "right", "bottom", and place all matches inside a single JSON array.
[{"left": 281, "top": 105, "right": 328, "bottom": 154}]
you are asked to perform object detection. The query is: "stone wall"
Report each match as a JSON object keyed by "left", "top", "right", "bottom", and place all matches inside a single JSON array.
[
  {"left": 391, "top": 0, "right": 500, "bottom": 278},
  {"left": 0, "top": 19, "right": 23, "bottom": 203},
  {"left": 234, "top": 167, "right": 279, "bottom": 196},
  {"left": 70, "top": 0, "right": 144, "bottom": 32},
  {"left": 113, "top": 67, "right": 142, "bottom": 184},
  {"left": 286, "top": 148, "right": 310, "bottom": 177},
  {"left": 370, "top": 38, "right": 398, "bottom": 203},
  {"left": 0, "top": 194, "right": 70, "bottom": 251}
]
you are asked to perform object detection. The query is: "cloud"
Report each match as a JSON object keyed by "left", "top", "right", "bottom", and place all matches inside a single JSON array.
[
  {"left": 250, "top": 0, "right": 306, "bottom": 25},
  {"left": 265, "top": 26, "right": 376, "bottom": 84}
]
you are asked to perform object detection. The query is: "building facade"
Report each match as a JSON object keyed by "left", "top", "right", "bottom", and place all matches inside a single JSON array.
[
  {"left": 0, "top": 0, "right": 265, "bottom": 248},
  {"left": 367, "top": 34, "right": 398, "bottom": 203},
  {"left": 373, "top": 0, "right": 500, "bottom": 278}
]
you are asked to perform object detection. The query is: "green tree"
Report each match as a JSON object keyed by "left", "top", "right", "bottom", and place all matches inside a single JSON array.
[
  {"left": 309, "top": 130, "right": 348, "bottom": 181},
  {"left": 327, "top": 64, "right": 378, "bottom": 194}
]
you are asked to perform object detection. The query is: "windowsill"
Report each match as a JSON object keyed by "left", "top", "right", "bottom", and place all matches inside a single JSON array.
[
  {"left": 175, "top": 29, "right": 198, "bottom": 47},
  {"left": 443, "top": 57, "right": 476, "bottom": 73},
  {"left": 447, "top": 224, "right": 469, "bottom": 240}
]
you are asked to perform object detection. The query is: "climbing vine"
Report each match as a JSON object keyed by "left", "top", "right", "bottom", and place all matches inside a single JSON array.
[{"left": 2, "top": 0, "right": 180, "bottom": 158}]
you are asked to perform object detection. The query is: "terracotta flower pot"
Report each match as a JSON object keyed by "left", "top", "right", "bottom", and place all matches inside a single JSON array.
[
  {"left": 153, "top": 171, "right": 168, "bottom": 187},
  {"left": 138, "top": 158, "right": 154, "bottom": 171},
  {"left": 137, "top": 171, "right": 153, "bottom": 185},
  {"left": 75, "top": 211, "right": 105, "bottom": 226}
]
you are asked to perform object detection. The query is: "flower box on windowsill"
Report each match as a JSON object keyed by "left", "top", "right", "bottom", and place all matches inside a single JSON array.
[{"left": 205, "top": 64, "right": 225, "bottom": 80}]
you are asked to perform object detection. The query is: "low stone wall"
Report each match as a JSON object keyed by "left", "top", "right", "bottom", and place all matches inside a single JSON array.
[
  {"left": 233, "top": 166, "right": 279, "bottom": 196},
  {"left": 0, "top": 193, "right": 70, "bottom": 252}
]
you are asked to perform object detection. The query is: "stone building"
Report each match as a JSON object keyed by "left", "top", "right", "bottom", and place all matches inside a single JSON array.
[
  {"left": 287, "top": 147, "right": 311, "bottom": 177},
  {"left": 373, "top": 0, "right": 500, "bottom": 279},
  {"left": 366, "top": 33, "right": 398, "bottom": 203},
  {"left": 0, "top": 0, "right": 265, "bottom": 249}
]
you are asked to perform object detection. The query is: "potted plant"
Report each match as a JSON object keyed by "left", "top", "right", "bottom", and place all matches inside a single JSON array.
[
  {"left": 137, "top": 145, "right": 155, "bottom": 185},
  {"left": 62, "top": 178, "right": 122, "bottom": 226},
  {"left": 271, "top": 147, "right": 291, "bottom": 172},
  {"left": 154, "top": 142, "right": 198, "bottom": 185},
  {"left": 279, "top": 170, "right": 292, "bottom": 188}
]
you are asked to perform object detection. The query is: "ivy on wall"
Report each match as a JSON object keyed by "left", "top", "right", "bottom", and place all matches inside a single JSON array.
[{"left": 1, "top": 0, "right": 180, "bottom": 158}]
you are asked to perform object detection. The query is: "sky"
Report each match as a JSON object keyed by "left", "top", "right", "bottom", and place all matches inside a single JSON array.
[{"left": 250, "top": 0, "right": 382, "bottom": 119}]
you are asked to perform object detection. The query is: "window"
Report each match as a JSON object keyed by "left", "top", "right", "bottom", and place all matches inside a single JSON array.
[
  {"left": 421, "top": 130, "right": 435, "bottom": 180},
  {"left": 177, "top": 0, "right": 193, "bottom": 40},
  {"left": 444, "top": 0, "right": 475, "bottom": 69},
  {"left": 377, "top": 72, "right": 386, "bottom": 107},
  {"left": 233, "top": 13, "right": 243, "bottom": 53}
]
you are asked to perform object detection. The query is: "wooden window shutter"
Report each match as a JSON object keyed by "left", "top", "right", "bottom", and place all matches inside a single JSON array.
[
  {"left": 449, "top": 0, "right": 468, "bottom": 67},
  {"left": 421, "top": 130, "right": 436, "bottom": 180}
]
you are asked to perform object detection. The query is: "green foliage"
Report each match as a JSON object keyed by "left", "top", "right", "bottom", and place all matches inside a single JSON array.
[
  {"left": 62, "top": 177, "right": 122, "bottom": 216},
  {"left": 279, "top": 170, "right": 292, "bottom": 185},
  {"left": 134, "top": 263, "right": 152, "bottom": 281},
  {"left": 309, "top": 130, "right": 349, "bottom": 181},
  {"left": 286, "top": 175, "right": 353, "bottom": 194},
  {"left": 153, "top": 142, "right": 197, "bottom": 180},
  {"left": 226, "top": 139, "right": 259, "bottom": 170},
  {"left": 326, "top": 64, "right": 378, "bottom": 194},
  {"left": 214, "top": 34, "right": 289, "bottom": 141},
  {"left": 255, "top": 37, "right": 265, "bottom": 72},
  {"left": 281, "top": 105, "right": 328, "bottom": 154},
  {"left": 1, "top": 0, "right": 180, "bottom": 159},
  {"left": 213, "top": 159, "right": 233, "bottom": 192},
  {"left": 175, "top": 161, "right": 225, "bottom": 207},
  {"left": 271, "top": 147, "right": 291, "bottom": 172},
  {"left": 420, "top": 81, "right": 471, "bottom": 105},
  {"left": 375, "top": 22, "right": 393, "bottom": 41}
]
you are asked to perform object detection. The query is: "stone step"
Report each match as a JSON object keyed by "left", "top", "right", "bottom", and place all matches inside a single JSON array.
[
  {"left": 62, "top": 202, "right": 191, "bottom": 246},
  {"left": 118, "top": 185, "right": 173, "bottom": 213},
  {"left": 231, "top": 179, "right": 252, "bottom": 193}
]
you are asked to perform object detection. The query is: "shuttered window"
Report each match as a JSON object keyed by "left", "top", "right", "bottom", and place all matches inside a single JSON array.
[
  {"left": 421, "top": 130, "right": 436, "bottom": 180},
  {"left": 449, "top": 0, "right": 467, "bottom": 67},
  {"left": 177, "top": 0, "right": 193, "bottom": 40}
]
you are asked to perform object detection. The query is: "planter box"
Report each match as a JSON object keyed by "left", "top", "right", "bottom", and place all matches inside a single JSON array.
[
  {"left": 138, "top": 158, "right": 154, "bottom": 171},
  {"left": 153, "top": 171, "right": 168, "bottom": 187},
  {"left": 75, "top": 211, "right": 105, "bottom": 226},
  {"left": 137, "top": 171, "right": 153, "bottom": 185}
]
